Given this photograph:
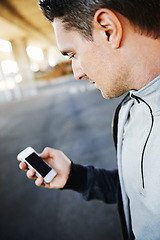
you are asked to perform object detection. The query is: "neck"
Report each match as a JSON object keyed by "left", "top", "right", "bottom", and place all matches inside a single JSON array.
[
  {"left": 128, "top": 35, "right": 160, "bottom": 90},
  {"left": 119, "top": 14, "right": 160, "bottom": 91}
]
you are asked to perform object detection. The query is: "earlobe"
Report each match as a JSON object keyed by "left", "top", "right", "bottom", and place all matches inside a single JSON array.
[{"left": 93, "top": 9, "right": 122, "bottom": 49}]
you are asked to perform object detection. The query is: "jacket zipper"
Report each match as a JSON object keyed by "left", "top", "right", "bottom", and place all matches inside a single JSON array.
[{"left": 131, "top": 93, "right": 154, "bottom": 189}]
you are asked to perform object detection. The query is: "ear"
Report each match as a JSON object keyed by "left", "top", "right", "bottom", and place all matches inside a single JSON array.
[{"left": 93, "top": 9, "right": 122, "bottom": 49}]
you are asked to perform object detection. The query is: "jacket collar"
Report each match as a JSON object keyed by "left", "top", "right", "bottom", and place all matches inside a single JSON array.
[{"left": 130, "top": 75, "right": 160, "bottom": 113}]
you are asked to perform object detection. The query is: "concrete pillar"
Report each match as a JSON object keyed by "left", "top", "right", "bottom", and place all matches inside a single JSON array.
[
  {"left": 41, "top": 48, "right": 49, "bottom": 71},
  {"left": 0, "top": 63, "right": 12, "bottom": 102},
  {"left": 11, "top": 38, "right": 37, "bottom": 97}
]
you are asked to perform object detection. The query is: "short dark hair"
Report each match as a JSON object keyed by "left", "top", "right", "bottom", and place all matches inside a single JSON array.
[{"left": 38, "top": 0, "right": 160, "bottom": 39}]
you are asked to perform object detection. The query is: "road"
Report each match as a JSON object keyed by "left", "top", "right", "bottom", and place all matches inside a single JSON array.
[{"left": 0, "top": 76, "right": 123, "bottom": 240}]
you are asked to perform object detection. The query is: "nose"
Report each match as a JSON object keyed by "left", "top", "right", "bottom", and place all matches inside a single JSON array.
[{"left": 72, "top": 59, "right": 86, "bottom": 81}]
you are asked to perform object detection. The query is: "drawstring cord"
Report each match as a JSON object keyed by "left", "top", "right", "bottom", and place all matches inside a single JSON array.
[{"left": 131, "top": 93, "right": 154, "bottom": 189}]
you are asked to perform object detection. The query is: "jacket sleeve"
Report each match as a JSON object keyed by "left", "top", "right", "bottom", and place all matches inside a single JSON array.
[{"left": 63, "top": 161, "right": 118, "bottom": 204}]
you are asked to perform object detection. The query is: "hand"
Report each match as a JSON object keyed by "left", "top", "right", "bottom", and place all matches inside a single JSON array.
[{"left": 18, "top": 147, "right": 71, "bottom": 189}]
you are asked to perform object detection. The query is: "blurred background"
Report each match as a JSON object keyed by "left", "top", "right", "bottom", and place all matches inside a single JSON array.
[
  {"left": 0, "top": 0, "right": 73, "bottom": 103},
  {"left": 0, "top": 0, "right": 122, "bottom": 239}
]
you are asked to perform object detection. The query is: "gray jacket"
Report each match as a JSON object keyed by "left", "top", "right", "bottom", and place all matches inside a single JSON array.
[
  {"left": 64, "top": 75, "right": 160, "bottom": 240},
  {"left": 118, "top": 74, "right": 160, "bottom": 239}
]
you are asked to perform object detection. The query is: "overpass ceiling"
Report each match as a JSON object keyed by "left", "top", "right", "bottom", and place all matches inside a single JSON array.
[{"left": 0, "top": 0, "right": 56, "bottom": 48}]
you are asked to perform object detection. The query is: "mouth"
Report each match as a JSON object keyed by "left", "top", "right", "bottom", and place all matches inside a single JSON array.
[
  {"left": 88, "top": 79, "right": 97, "bottom": 88},
  {"left": 89, "top": 80, "right": 95, "bottom": 84},
  {"left": 90, "top": 81, "right": 97, "bottom": 89},
  {"left": 91, "top": 82, "right": 96, "bottom": 87}
]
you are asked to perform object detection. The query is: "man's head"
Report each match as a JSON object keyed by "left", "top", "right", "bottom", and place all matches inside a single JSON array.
[
  {"left": 39, "top": 0, "right": 160, "bottom": 40},
  {"left": 38, "top": 0, "right": 160, "bottom": 99}
]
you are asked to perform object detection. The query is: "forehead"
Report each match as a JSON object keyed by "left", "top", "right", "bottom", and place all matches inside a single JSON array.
[
  {"left": 52, "top": 18, "right": 85, "bottom": 52},
  {"left": 53, "top": 18, "right": 68, "bottom": 38}
]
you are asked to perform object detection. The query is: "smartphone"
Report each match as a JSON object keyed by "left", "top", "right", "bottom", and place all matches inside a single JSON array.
[{"left": 17, "top": 147, "right": 56, "bottom": 183}]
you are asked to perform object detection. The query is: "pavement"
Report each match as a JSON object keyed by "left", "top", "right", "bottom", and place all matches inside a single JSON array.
[{"left": 0, "top": 75, "right": 123, "bottom": 240}]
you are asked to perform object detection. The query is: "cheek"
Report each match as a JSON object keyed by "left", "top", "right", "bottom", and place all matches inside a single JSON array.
[
  {"left": 79, "top": 46, "right": 100, "bottom": 72},
  {"left": 80, "top": 54, "right": 104, "bottom": 77},
  {"left": 80, "top": 45, "right": 110, "bottom": 80}
]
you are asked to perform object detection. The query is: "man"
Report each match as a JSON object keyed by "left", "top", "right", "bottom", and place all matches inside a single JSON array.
[{"left": 18, "top": 0, "right": 160, "bottom": 239}]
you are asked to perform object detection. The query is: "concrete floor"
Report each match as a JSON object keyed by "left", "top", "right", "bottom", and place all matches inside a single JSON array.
[{"left": 0, "top": 76, "right": 123, "bottom": 240}]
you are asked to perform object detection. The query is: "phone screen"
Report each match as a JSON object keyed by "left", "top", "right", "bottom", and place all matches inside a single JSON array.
[{"left": 25, "top": 152, "right": 51, "bottom": 177}]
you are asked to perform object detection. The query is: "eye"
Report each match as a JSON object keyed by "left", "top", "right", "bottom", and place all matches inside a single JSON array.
[
  {"left": 68, "top": 54, "right": 75, "bottom": 59},
  {"left": 67, "top": 51, "right": 76, "bottom": 59}
]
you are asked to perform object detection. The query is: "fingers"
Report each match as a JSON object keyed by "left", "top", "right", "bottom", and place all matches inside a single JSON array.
[
  {"left": 19, "top": 161, "right": 36, "bottom": 179},
  {"left": 26, "top": 170, "right": 45, "bottom": 187},
  {"left": 19, "top": 161, "right": 28, "bottom": 171},
  {"left": 24, "top": 167, "right": 45, "bottom": 187},
  {"left": 35, "top": 177, "right": 45, "bottom": 187},
  {"left": 18, "top": 147, "right": 60, "bottom": 189},
  {"left": 26, "top": 168, "right": 36, "bottom": 179},
  {"left": 18, "top": 154, "right": 46, "bottom": 187}
]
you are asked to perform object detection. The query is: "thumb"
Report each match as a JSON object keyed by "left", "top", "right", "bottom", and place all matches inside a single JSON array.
[{"left": 39, "top": 147, "right": 51, "bottom": 159}]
